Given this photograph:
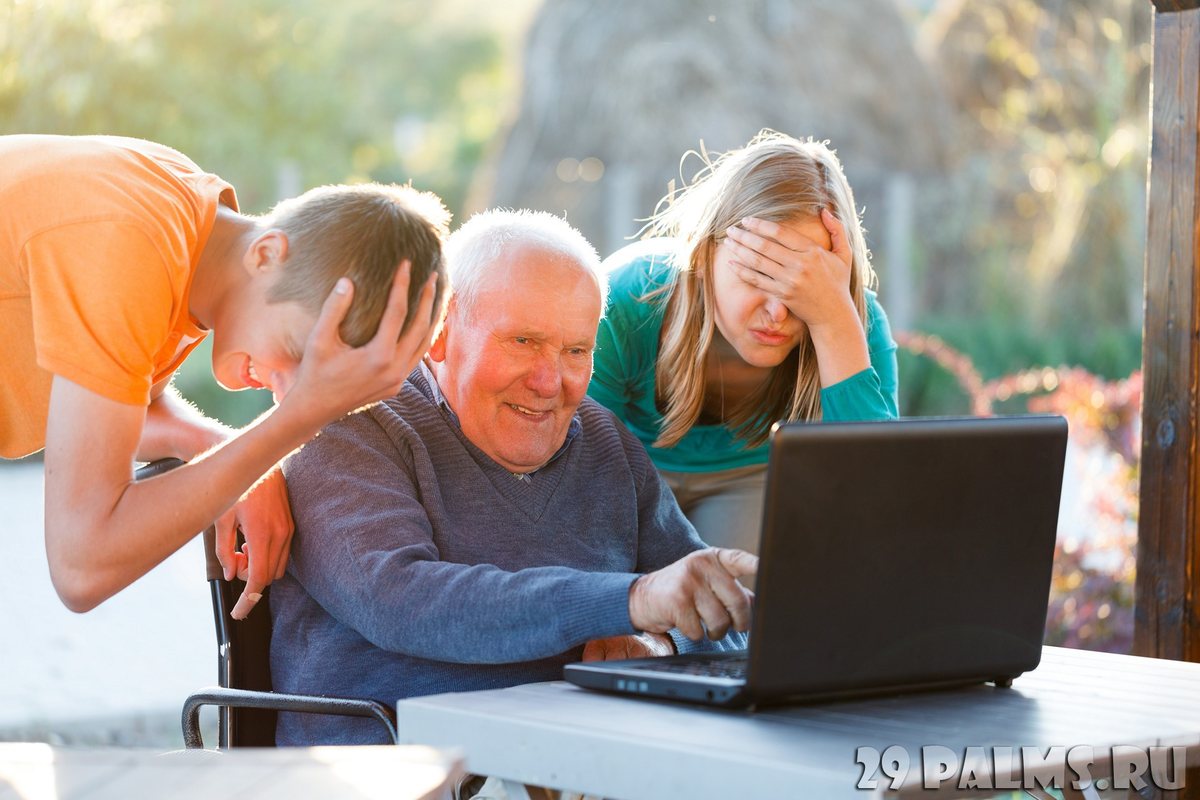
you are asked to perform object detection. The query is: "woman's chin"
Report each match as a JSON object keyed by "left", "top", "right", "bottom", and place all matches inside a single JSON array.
[{"left": 736, "top": 342, "right": 796, "bottom": 369}]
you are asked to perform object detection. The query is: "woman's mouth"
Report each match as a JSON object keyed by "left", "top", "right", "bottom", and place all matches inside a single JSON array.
[{"left": 749, "top": 329, "right": 791, "bottom": 346}]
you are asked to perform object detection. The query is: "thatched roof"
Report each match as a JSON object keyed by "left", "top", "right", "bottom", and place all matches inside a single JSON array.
[{"left": 475, "top": 0, "right": 956, "bottom": 252}]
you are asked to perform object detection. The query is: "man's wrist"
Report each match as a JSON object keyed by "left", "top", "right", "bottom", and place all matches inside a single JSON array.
[{"left": 628, "top": 574, "right": 648, "bottom": 631}]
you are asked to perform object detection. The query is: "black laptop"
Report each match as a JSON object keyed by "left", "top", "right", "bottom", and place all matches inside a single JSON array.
[{"left": 564, "top": 415, "right": 1069, "bottom": 708}]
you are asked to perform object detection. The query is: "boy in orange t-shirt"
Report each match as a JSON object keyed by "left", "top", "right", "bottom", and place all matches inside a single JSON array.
[{"left": 0, "top": 135, "right": 447, "bottom": 618}]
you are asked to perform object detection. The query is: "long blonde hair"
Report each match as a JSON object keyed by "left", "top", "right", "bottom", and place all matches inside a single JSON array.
[{"left": 645, "top": 131, "right": 876, "bottom": 449}]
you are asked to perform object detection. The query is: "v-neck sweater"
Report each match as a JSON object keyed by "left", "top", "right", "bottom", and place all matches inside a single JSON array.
[{"left": 271, "top": 368, "right": 744, "bottom": 745}]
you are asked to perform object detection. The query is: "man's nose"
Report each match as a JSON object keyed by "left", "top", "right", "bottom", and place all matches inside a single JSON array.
[
  {"left": 526, "top": 354, "right": 563, "bottom": 398},
  {"left": 765, "top": 295, "right": 789, "bottom": 323}
]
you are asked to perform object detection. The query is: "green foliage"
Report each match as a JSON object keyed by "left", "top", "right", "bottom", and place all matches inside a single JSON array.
[
  {"left": 898, "top": 315, "right": 1141, "bottom": 418},
  {"left": 0, "top": 0, "right": 511, "bottom": 425}
]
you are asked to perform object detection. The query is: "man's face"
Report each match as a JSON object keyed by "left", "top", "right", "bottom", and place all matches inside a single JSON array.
[
  {"left": 209, "top": 270, "right": 316, "bottom": 404},
  {"left": 430, "top": 246, "right": 601, "bottom": 474}
]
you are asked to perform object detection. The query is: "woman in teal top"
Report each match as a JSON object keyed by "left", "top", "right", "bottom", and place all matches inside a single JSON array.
[{"left": 588, "top": 132, "right": 899, "bottom": 554}]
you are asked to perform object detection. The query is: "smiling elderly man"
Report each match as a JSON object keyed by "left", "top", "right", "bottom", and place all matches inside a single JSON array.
[{"left": 270, "top": 209, "right": 757, "bottom": 746}]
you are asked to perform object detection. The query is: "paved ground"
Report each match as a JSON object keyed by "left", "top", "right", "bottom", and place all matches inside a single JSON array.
[{"left": 0, "top": 463, "right": 216, "bottom": 747}]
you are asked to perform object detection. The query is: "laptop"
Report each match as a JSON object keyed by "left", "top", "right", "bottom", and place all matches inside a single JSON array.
[{"left": 564, "top": 415, "right": 1069, "bottom": 708}]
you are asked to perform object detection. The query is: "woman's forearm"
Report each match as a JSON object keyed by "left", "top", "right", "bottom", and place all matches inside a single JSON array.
[{"left": 807, "top": 304, "right": 871, "bottom": 388}]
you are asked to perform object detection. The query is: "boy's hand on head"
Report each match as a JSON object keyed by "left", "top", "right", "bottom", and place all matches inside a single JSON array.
[
  {"left": 215, "top": 464, "right": 295, "bottom": 620},
  {"left": 283, "top": 260, "right": 439, "bottom": 428}
]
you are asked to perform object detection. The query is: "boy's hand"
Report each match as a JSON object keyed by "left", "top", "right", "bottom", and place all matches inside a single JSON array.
[
  {"left": 215, "top": 464, "right": 295, "bottom": 620},
  {"left": 284, "top": 261, "right": 439, "bottom": 429},
  {"left": 582, "top": 633, "right": 675, "bottom": 662}
]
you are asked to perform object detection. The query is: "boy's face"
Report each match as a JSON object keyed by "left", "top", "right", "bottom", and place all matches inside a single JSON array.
[{"left": 209, "top": 272, "right": 318, "bottom": 404}]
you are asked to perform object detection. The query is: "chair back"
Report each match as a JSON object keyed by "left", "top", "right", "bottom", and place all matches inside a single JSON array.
[{"left": 135, "top": 458, "right": 278, "bottom": 746}]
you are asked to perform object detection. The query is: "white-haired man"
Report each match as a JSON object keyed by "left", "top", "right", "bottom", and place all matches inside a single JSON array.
[{"left": 271, "top": 210, "right": 757, "bottom": 746}]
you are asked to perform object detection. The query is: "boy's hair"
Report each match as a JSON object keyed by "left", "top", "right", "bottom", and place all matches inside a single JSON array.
[{"left": 266, "top": 183, "right": 450, "bottom": 347}]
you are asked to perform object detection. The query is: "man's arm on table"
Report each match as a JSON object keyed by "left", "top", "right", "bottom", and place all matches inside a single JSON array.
[
  {"left": 284, "top": 412, "right": 755, "bottom": 664},
  {"left": 624, "top": 430, "right": 754, "bottom": 653},
  {"left": 42, "top": 270, "right": 438, "bottom": 618}
]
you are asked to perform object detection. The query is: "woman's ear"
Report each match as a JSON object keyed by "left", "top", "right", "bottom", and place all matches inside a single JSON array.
[{"left": 243, "top": 229, "right": 290, "bottom": 277}]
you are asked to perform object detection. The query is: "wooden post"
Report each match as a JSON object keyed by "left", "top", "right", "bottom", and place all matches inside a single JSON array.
[{"left": 1137, "top": 0, "right": 1200, "bottom": 661}]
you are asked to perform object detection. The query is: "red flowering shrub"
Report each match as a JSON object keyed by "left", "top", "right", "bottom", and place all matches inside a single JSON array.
[{"left": 896, "top": 333, "right": 1139, "bottom": 653}]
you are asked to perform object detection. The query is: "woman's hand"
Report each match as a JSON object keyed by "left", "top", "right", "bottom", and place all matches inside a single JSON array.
[
  {"left": 722, "top": 209, "right": 856, "bottom": 332},
  {"left": 722, "top": 209, "right": 870, "bottom": 386}
]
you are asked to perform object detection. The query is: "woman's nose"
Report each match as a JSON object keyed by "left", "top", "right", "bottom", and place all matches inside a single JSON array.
[{"left": 764, "top": 296, "right": 788, "bottom": 323}]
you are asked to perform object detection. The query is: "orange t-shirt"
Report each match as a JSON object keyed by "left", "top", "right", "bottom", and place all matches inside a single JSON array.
[{"left": 0, "top": 135, "right": 237, "bottom": 458}]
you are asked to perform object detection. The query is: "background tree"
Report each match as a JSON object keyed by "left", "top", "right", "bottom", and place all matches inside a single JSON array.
[{"left": 0, "top": 0, "right": 525, "bottom": 425}]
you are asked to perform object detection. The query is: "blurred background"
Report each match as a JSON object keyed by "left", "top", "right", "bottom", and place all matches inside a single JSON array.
[{"left": 0, "top": 0, "right": 1144, "bottom": 741}]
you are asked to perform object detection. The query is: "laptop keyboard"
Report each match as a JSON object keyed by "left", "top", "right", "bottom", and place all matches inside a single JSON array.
[{"left": 634, "top": 657, "right": 748, "bottom": 680}]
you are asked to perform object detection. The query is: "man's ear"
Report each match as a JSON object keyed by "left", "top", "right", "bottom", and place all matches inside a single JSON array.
[
  {"left": 243, "top": 229, "right": 289, "bottom": 277},
  {"left": 427, "top": 298, "right": 456, "bottom": 363}
]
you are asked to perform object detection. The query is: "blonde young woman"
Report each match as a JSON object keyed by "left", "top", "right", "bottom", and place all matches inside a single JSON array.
[{"left": 588, "top": 132, "right": 899, "bottom": 554}]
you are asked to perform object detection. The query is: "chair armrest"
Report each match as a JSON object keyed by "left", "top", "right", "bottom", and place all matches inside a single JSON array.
[{"left": 182, "top": 686, "right": 398, "bottom": 748}]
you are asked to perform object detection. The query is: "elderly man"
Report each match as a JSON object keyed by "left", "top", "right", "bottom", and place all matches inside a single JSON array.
[{"left": 271, "top": 210, "right": 757, "bottom": 746}]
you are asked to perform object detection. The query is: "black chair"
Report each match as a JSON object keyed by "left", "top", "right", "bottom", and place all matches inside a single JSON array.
[{"left": 132, "top": 458, "right": 398, "bottom": 748}]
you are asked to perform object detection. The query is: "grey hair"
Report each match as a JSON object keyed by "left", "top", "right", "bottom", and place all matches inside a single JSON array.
[{"left": 444, "top": 208, "right": 608, "bottom": 319}]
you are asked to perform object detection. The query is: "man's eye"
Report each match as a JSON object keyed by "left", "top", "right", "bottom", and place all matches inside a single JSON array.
[{"left": 514, "top": 337, "right": 529, "bottom": 345}]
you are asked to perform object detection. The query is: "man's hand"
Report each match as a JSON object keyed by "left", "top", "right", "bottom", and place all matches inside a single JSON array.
[
  {"left": 215, "top": 465, "right": 295, "bottom": 619},
  {"left": 628, "top": 548, "right": 758, "bottom": 642},
  {"left": 281, "top": 262, "right": 439, "bottom": 429},
  {"left": 582, "top": 632, "right": 676, "bottom": 662}
]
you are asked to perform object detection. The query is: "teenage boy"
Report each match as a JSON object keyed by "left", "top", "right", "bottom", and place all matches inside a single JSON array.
[{"left": 0, "top": 134, "right": 447, "bottom": 619}]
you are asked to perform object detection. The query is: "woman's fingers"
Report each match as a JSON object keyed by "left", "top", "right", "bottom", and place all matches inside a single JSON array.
[
  {"left": 821, "top": 209, "right": 853, "bottom": 268},
  {"left": 737, "top": 217, "right": 826, "bottom": 254},
  {"left": 722, "top": 235, "right": 788, "bottom": 284}
]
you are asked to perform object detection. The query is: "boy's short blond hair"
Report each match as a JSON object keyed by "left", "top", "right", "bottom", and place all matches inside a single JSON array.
[{"left": 266, "top": 183, "right": 450, "bottom": 347}]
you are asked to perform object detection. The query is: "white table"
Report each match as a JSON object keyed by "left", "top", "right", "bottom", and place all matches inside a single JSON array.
[
  {"left": 0, "top": 743, "right": 463, "bottom": 800},
  {"left": 395, "top": 647, "right": 1200, "bottom": 799}
]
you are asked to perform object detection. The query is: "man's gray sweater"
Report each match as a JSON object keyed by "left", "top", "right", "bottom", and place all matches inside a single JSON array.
[{"left": 271, "top": 368, "right": 744, "bottom": 745}]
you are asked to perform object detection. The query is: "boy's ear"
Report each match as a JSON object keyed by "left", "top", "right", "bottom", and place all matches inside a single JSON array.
[{"left": 244, "top": 229, "right": 290, "bottom": 276}]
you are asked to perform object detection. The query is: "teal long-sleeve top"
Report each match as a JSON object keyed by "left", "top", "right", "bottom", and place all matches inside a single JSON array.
[{"left": 588, "top": 239, "right": 900, "bottom": 473}]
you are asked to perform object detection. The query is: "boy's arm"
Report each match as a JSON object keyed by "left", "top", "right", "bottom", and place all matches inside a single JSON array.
[
  {"left": 139, "top": 379, "right": 294, "bottom": 590},
  {"left": 42, "top": 266, "right": 438, "bottom": 618},
  {"left": 140, "top": 379, "right": 230, "bottom": 463}
]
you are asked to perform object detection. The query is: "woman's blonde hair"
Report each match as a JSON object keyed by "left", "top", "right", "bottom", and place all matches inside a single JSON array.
[{"left": 644, "top": 130, "right": 876, "bottom": 449}]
